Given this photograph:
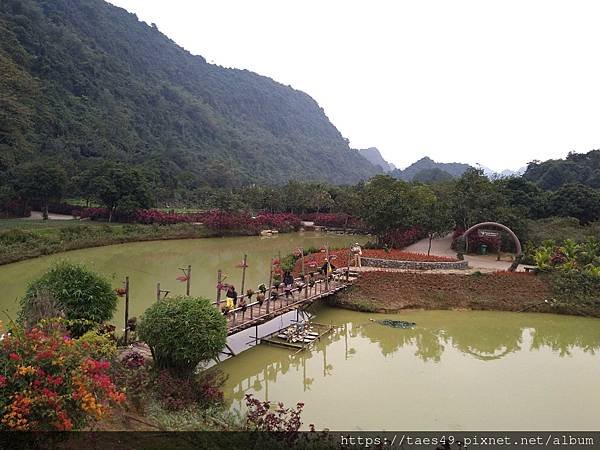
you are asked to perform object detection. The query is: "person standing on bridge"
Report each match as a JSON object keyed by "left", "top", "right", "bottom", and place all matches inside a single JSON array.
[
  {"left": 225, "top": 285, "right": 238, "bottom": 310},
  {"left": 283, "top": 271, "right": 295, "bottom": 299},
  {"left": 351, "top": 242, "right": 363, "bottom": 267}
]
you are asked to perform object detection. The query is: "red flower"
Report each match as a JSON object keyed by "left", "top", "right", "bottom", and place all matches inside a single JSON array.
[
  {"left": 0, "top": 375, "right": 6, "bottom": 387},
  {"left": 9, "top": 352, "right": 21, "bottom": 361}
]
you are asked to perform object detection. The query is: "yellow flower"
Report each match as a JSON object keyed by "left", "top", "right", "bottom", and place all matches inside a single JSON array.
[{"left": 16, "top": 365, "right": 36, "bottom": 376}]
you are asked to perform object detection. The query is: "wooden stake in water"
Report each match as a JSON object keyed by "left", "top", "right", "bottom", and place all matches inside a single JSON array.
[
  {"left": 216, "top": 270, "right": 223, "bottom": 309},
  {"left": 240, "top": 254, "right": 248, "bottom": 295},
  {"left": 325, "top": 244, "right": 330, "bottom": 291},
  {"left": 267, "top": 258, "right": 273, "bottom": 314},
  {"left": 124, "top": 276, "right": 130, "bottom": 345},
  {"left": 186, "top": 265, "right": 191, "bottom": 296}
]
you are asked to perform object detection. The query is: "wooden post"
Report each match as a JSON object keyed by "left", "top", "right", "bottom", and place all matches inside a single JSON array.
[
  {"left": 240, "top": 254, "right": 248, "bottom": 295},
  {"left": 156, "top": 283, "right": 161, "bottom": 302},
  {"left": 300, "top": 247, "right": 305, "bottom": 277},
  {"left": 304, "top": 275, "right": 308, "bottom": 299},
  {"left": 186, "top": 265, "right": 191, "bottom": 296},
  {"left": 267, "top": 258, "right": 273, "bottom": 314},
  {"left": 325, "top": 244, "right": 330, "bottom": 291},
  {"left": 346, "top": 249, "right": 351, "bottom": 283},
  {"left": 216, "top": 270, "right": 222, "bottom": 309},
  {"left": 124, "top": 276, "right": 130, "bottom": 346}
]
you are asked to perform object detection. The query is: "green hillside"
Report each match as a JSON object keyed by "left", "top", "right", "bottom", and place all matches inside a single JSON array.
[
  {"left": 391, "top": 157, "right": 472, "bottom": 181},
  {"left": 0, "top": 0, "right": 379, "bottom": 194},
  {"left": 523, "top": 150, "right": 600, "bottom": 190}
]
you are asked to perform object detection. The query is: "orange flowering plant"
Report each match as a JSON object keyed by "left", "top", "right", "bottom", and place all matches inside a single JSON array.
[{"left": 0, "top": 320, "right": 124, "bottom": 431}]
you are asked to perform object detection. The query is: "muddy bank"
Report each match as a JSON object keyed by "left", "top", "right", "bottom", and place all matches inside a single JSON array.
[{"left": 329, "top": 271, "right": 600, "bottom": 317}]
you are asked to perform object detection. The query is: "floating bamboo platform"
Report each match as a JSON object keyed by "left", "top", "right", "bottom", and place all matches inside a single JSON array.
[{"left": 261, "top": 322, "right": 334, "bottom": 353}]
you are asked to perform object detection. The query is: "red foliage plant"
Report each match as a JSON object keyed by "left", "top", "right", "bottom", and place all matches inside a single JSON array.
[
  {"left": 379, "top": 227, "right": 423, "bottom": 249},
  {"left": 245, "top": 394, "right": 304, "bottom": 438},
  {"left": 0, "top": 321, "right": 124, "bottom": 431}
]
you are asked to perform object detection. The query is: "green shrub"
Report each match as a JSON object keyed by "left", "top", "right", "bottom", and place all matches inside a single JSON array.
[
  {"left": 19, "top": 262, "right": 117, "bottom": 331},
  {"left": 59, "top": 225, "right": 91, "bottom": 240},
  {"left": 138, "top": 296, "right": 227, "bottom": 375},
  {"left": 0, "top": 229, "right": 41, "bottom": 246},
  {"left": 78, "top": 329, "right": 117, "bottom": 360},
  {"left": 543, "top": 271, "right": 600, "bottom": 305}
]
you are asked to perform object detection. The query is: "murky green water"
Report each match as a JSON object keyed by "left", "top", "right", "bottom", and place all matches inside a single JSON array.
[
  {"left": 221, "top": 307, "right": 600, "bottom": 430},
  {"left": 0, "top": 232, "right": 367, "bottom": 328}
]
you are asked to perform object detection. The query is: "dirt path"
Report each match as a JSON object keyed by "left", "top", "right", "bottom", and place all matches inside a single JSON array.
[
  {"left": 403, "top": 234, "right": 516, "bottom": 271},
  {"left": 24, "top": 211, "right": 76, "bottom": 220}
]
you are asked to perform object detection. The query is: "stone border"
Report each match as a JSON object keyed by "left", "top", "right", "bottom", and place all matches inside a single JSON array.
[{"left": 361, "top": 257, "right": 468, "bottom": 270}]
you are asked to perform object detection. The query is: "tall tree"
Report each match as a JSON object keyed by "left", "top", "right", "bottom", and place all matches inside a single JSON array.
[
  {"left": 84, "top": 162, "right": 152, "bottom": 222},
  {"left": 12, "top": 160, "right": 68, "bottom": 219}
]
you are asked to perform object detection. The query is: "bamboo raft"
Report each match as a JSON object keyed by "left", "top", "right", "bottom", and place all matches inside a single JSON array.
[{"left": 261, "top": 322, "right": 334, "bottom": 353}]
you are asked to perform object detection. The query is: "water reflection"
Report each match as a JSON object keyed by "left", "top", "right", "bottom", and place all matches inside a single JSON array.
[
  {"left": 221, "top": 309, "right": 600, "bottom": 430},
  {"left": 356, "top": 311, "right": 600, "bottom": 362},
  {"left": 224, "top": 309, "right": 600, "bottom": 405}
]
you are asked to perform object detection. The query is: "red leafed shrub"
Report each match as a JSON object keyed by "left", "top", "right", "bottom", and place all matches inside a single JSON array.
[
  {"left": 134, "top": 209, "right": 197, "bottom": 225},
  {"left": 255, "top": 213, "right": 301, "bottom": 232},
  {"left": 245, "top": 394, "right": 304, "bottom": 436},
  {"left": 293, "top": 248, "right": 456, "bottom": 274},
  {"left": 77, "top": 207, "right": 110, "bottom": 221},
  {"left": 153, "top": 369, "right": 225, "bottom": 411},
  {"left": 467, "top": 233, "right": 501, "bottom": 253},
  {"left": 200, "top": 210, "right": 256, "bottom": 232},
  {"left": 379, "top": 227, "right": 423, "bottom": 249},
  {"left": 362, "top": 249, "right": 457, "bottom": 262},
  {"left": 0, "top": 322, "right": 124, "bottom": 431}
]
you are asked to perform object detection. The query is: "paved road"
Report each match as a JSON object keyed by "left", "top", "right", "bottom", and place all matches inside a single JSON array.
[
  {"left": 25, "top": 211, "right": 76, "bottom": 221},
  {"left": 403, "top": 234, "right": 515, "bottom": 272}
]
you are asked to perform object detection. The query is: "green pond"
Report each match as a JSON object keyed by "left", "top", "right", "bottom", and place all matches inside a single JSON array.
[
  {"left": 221, "top": 307, "right": 600, "bottom": 430},
  {"left": 0, "top": 232, "right": 368, "bottom": 328}
]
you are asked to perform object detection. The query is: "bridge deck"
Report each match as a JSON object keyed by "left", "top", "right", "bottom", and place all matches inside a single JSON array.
[{"left": 222, "top": 274, "right": 354, "bottom": 336}]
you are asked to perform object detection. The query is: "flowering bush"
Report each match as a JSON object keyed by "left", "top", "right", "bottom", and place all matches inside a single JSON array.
[
  {"left": 379, "top": 226, "right": 423, "bottom": 249},
  {"left": 245, "top": 394, "right": 304, "bottom": 438},
  {"left": 152, "top": 369, "right": 225, "bottom": 411},
  {"left": 112, "top": 351, "right": 149, "bottom": 412},
  {"left": 255, "top": 212, "right": 300, "bottom": 232},
  {"left": 467, "top": 233, "right": 501, "bottom": 253},
  {"left": 0, "top": 321, "right": 124, "bottom": 431}
]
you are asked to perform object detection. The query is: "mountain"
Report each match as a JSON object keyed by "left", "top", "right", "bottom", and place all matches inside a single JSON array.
[
  {"left": 391, "top": 157, "right": 472, "bottom": 181},
  {"left": 357, "top": 147, "right": 394, "bottom": 172},
  {"left": 523, "top": 150, "right": 600, "bottom": 190},
  {"left": 481, "top": 165, "right": 526, "bottom": 178},
  {"left": 0, "top": 0, "right": 380, "bottom": 192}
]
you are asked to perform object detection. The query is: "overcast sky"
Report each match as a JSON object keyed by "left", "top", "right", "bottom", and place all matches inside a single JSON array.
[{"left": 107, "top": 0, "right": 600, "bottom": 171}]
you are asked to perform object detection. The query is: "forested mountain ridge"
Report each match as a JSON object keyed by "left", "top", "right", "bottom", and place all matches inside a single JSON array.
[
  {"left": 357, "top": 147, "right": 395, "bottom": 172},
  {"left": 0, "top": 0, "right": 380, "bottom": 192},
  {"left": 391, "top": 157, "right": 472, "bottom": 181},
  {"left": 523, "top": 150, "right": 600, "bottom": 190}
]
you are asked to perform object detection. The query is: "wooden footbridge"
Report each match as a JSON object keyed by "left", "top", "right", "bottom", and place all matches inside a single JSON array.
[{"left": 219, "top": 270, "right": 357, "bottom": 337}]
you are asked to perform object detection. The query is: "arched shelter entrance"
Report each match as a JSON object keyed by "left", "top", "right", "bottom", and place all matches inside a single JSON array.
[{"left": 461, "top": 222, "right": 522, "bottom": 256}]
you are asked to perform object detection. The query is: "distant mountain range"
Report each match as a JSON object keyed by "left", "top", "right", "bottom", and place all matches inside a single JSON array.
[
  {"left": 357, "top": 148, "right": 396, "bottom": 172},
  {"left": 391, "top": 157, "right": 471, "bottom": 182},
  {"left": 358, "top": 151, "right": 527, "bottom": 182}
]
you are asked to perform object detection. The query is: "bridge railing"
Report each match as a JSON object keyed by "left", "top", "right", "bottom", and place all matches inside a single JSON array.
[{"left": 221, "top": 269, "right": 350, "bottom": 329}]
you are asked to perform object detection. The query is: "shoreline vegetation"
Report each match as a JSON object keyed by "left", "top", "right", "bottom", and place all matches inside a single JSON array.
[
  {"left": 0, "top": 210, "right": 357, "bottom": 266},
  {"left": 329, "top": 270, "right": 600, "bottom": 318},
  {"left": 0, "top": 222, "right": 212, "bottom": 266}
]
